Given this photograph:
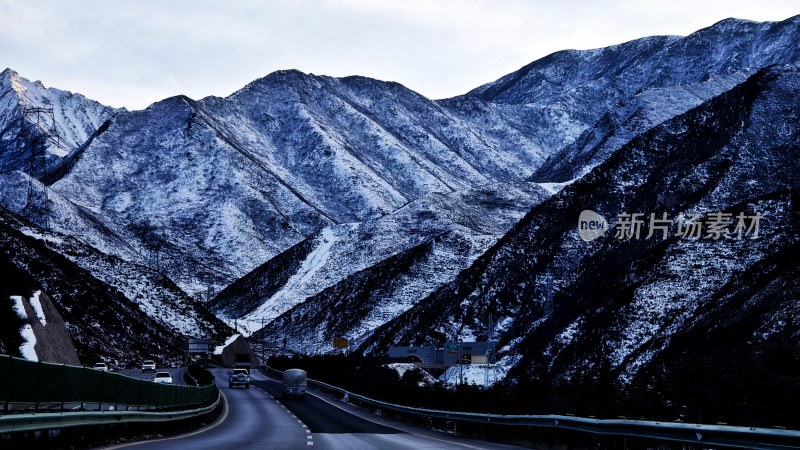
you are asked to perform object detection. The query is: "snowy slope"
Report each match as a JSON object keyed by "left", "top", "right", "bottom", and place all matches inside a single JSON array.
[
  {"left": 362, "top": 65, "right": 800, "bottom": 386},
  {"left": 230, "top": 15, "right": 800, "bottom": 352},
  {"left": 3, "top": 16, "right": 797, "bottom": 303},
  {"left": 0, "top": 68, "right": 117, "bottom": 173},
  {"left": 455, "top": 16, "right": 800, "bottom": 153},
  {"left": 531, "top": 71, "right": 752, "bottom": 183},
  {"left": 0, "top": 16, "right": 798, "bottom": 386},
  {"left": 45, "top": 68, "right": 553, "bottom": 296},
  {"left": 0, "top": 206, "right": 211, "bottom": 367},
  {"left": 233, "top": 182, "right": 547, "bottom": 344}
]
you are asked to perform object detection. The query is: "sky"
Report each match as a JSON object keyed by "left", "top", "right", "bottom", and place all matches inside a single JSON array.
[{"left": 1, "top": 0, "right": 797, "bottom": 110}]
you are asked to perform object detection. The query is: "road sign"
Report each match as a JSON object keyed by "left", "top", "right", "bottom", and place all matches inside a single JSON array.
[
  {"left": 333, "top": 337, "right": 349, "bottom": 349},
  {"left": 446, "top": 343, "right": 458, "bottom": 355},
  {"left": 188, "top": 338, "right": 210, "bottom": 354}
]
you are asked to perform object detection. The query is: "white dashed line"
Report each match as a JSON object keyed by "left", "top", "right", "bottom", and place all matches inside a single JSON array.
[{"left": 258, "top": 382, "right": 313, "bottom": 447}]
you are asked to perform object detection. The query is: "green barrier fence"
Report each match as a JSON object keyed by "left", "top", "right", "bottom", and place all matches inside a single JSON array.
[{"left": 0, "top": 354, "right": 217, "bottom": 413}]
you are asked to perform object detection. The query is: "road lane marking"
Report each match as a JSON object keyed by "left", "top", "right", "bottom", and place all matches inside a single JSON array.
[
  {"left": 294, "top": 382, "right": 493, "bottom": 450},
  {"left": 106, "top": 389, "right": 230, "bottom": 449},
  {"left": 255, "top": 379, "right": 314, "bottom": 443},
  {"left": 258, "top": 371, "right": 497, "bottom": 449}
]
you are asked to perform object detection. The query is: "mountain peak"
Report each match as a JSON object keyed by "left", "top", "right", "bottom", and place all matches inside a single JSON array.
[
  {"left": 0, "top": 67, "right": 17, "bottom": 80},
  {"left": 0, "top": 69, "right": 57, "bottom": 100},
  {"left": 0, "top": 68, "right": 24, "bottom": 94},
  {"left": 228, "top": 69, "right": 321, "bottom": 99},
  {"left": 253, "top": 68, "right": 314, "bottom": 86}
]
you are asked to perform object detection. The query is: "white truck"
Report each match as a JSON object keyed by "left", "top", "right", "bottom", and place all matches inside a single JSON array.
[{"left": 282, "top": 369, "right": 307, "bottom": 399}]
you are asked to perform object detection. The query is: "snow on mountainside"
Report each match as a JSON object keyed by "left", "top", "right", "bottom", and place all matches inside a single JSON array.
[
  {"left": 217, "top": 182, "right": 547, "bottom": 339},
  {"left": 362, "top": 64, "right": 800, "bottom": 386},
  {"left": 452, "top": 16, "right": 800, "bottom": 182},
  {"left": 0, "top": 170, "right": 141, "bottom": 259},
  {"left": 0, "top": 206, "right": 228, "bottom": 367},
  {"left": 2, "top": 288, "right": 81, "bottom": 365},
  {"left": 530, "top": 71, "right": 752, "bottom": 183},
  {"left": 0, "top": 69, "right": 117, "bottom": 174},
  {"left": 44, "top": 65, "right": 553, "bottom": 296},
  {"left": 235, "top": 15, "right": 800, "bottom": 353},
  {"left": 0, "top": 15, "right": 798, "bottom": 381}
]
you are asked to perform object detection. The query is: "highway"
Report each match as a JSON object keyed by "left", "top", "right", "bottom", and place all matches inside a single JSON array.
[
  {"left": 116, "top": 367, "right": 188, "bottom": 385},
  {"left": 115, "top": 368, "right": 526, "bottom": 450}
]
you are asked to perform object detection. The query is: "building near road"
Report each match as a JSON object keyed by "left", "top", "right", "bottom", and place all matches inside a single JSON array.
[
  {"left": 212, "top": 334, "right": 257, "bottom": 368},
  {"left": 388, "top": 342, "right": 497, "bottom": 367}
]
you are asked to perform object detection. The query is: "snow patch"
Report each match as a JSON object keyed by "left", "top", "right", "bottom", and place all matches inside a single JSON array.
[
  {"left": 383, "top": 363, "right": 437, "bottom": 386},
  {"left": 241, "top": 227, "right": 340, "bottom": 333},
  {"left": 214, "top": 334, "right": 241, "bottom": 355},
  {"left": 9, "top": 295, "right": 38, "bottom": 361},
  {"left": 538, "top": 165, "right": 591, "bottom": 194},
  {"left": 9, "top": 295, "right": 27, "bottom": 320},
  {"left": 29, "top": 290, "right": 46, "bottom": 325},
  {"left": 439, "top": 364, "right": 502, "bottom": 387},
  {"left": 19, "top": 227, "right": 65, "bottom": 245},
  {"left": 18, "top": 324, "right": 37, "bottom": 361}
]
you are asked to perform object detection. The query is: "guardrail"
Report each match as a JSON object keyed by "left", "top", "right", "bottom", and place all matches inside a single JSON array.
[
  {"left": 0, "top": 355, "right": 216, "bottom": 414},
  {"left": 0, "top": 396, "right": 221, "bottom": 434},
  {"left": 263, "top": 366, "right": 800, "bottom": 450}
]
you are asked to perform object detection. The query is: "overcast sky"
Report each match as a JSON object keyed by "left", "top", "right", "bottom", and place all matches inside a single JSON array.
[{"left": 1, "top": 0, "right": 797, "bottom": 110}]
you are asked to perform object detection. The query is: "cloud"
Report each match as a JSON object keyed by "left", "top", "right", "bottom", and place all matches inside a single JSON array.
[{"left": 0, "top": 0, "right": 796, "bottom": 109}]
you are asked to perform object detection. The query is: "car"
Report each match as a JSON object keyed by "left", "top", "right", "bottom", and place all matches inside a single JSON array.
[
  {"left": 152, "top": 371, "right": 173, "bottom": 384},
  {"left": 228, "top": 368, "right": 250, "bottom": 389},
  {"left": 141, "top": 360, "right": 156, "bottom": 372},
  {"left": 93, "top": 362, "right": 109, "bottom": 371}
]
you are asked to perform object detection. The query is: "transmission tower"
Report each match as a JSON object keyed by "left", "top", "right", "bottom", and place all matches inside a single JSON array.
[
  {"left": 19, "top": 106, "right": 60, "bottom": 230},
  {"left": 485, "top": 313, "right": 498, "bottom": 386}
]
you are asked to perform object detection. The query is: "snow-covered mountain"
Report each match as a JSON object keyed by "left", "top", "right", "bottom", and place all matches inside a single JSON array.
[
  {"left": 0, "top": 68, "right": 117, "bottom": 176},
  {"left": 39, "top": 69, "right": 554, "bottom": 296},
  {"left": 212, "top": 181, "right": 548, "bottom": 336},
  {"left": 0, "top": 15, "right": 798, "bottom": 387},
  {"left": 246, "top": 15, "right": 800, "bottom": 356},
  {"left": 361, "top": 64, "right": 800, "bottom": 385}
]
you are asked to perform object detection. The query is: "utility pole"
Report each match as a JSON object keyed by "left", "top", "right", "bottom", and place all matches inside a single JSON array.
[
  {"left": 459, "top": 340, "right": 463, "bottom": 386},
  {"left": 485, "top": 314, "right": 493, "bottom": 386},
  {"left": 261, "top": 317, "right": 268, "bottom": 364}
]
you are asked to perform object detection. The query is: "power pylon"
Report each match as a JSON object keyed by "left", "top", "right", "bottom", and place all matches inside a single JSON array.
[{"left": 19, "top": 106, "right": 60, "bottom": 230}]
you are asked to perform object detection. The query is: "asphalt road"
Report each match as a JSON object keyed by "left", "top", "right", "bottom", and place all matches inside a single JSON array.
[
  {"left": 115, "top": 368, "right": 526, "bottom": 450},
  {"left": 116, "top": 367, "right": 188, "bottom": 385}
]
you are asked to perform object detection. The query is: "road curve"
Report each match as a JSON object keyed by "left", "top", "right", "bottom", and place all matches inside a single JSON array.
[
  {"left": 114, "top": 368, "right": 526, "bottom": 450},
  {"left": 116, "top": 367, "right": 187, "bottom": 385}
]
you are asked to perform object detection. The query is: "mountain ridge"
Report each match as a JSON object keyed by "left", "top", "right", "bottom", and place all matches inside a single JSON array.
[{"left": 0, "top": 17, "right": 797, "bottom": 389}]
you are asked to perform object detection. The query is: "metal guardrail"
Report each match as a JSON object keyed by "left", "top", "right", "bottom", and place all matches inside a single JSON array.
[
  {"left": 264, "top": 366, "right": 800, "bottom": 450},
  {"left": 0, "top": 394, "right": 221, "bottom": 434},
  {"left": 0, "top": 354, "right": 219, "bottom": 433}
]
